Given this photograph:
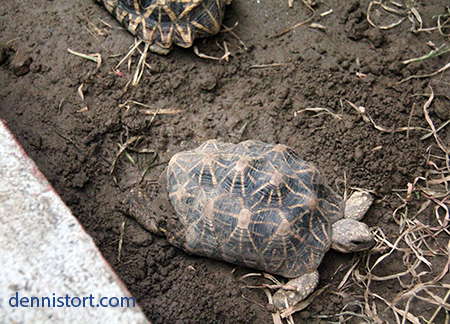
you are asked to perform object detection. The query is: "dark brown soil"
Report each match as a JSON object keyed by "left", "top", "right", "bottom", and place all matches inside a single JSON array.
[{"left": 1, "top": 0, "right": 449, "bottom": 323}]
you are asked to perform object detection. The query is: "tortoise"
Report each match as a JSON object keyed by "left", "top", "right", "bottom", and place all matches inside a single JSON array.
[
  {"left": 96, "top": 0, "right": 232, "bottom": 54},
  {"left": 126, "top": 140, "right": 375, "bottom": 309}
]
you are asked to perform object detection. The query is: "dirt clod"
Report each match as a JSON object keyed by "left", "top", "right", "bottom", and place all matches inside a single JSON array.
[
  {"left": 0, "top": 44, "right": 12, "bottom": 65},
  {"left": 10, "top": 50, "right": 32, "bottom": 76}
]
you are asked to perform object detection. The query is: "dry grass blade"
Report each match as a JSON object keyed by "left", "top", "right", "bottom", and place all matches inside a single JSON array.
[
  {"left": 437, "top": 12, "right": 450, "bottom": 37},
  {"left": 270, "top": 3, "right": 315, "bottom": 38},
  {"left": 427, "top": 175, "right": 450, "bottom": 186},
  {"left": 132, "top": 42, "right": 150, "bottom": 86},
  {"left": 139, "top": 153, "right": 159, "bottom": 183},
  {"left": 117, "top": 220, "right": 126, "bottom": 262},
  {"left": 240, "top": 272, "right": 285, "bottom": 288},
  {"left": 76, "top": 85, "right": 84, "bottom": 103},
  {"left": 402, "top": 44, "right": 450, "bottom": 64},
  {"left": 309, "top": 23, "right": 327, "bottom": 30},
  {"left": 365, "top": 300, "right": 384, "bottom": 324},
  {"left": 222, "top": 23, "right": 249, "bottom": 51},
  {"left": 344, "top": 99, "right": 370, "bottom": 122},
  {"left": 249, "top": 63, "right": 284, "bottom": 69},
  {"left": 404, "top": 234, "right": 432, "bottom": 269},
  {"left": 220, "top": 41, "right": 231, "bottom": 61},
  {"left": 118, "top": 100, "right": 182, "bottom": 115},
  {"left": 337, "top": 261, "right": 359, "bottom": 290},
  {"left": 393, "top": 283, "right": 450, "bottom": 309},
  {"left": 295, "top": 107, "right": 341, "bottom": 120},
  {"left": 272, "top": 311, "right": 284, "bottom": 324},
  {"left": 110, "top": 136, "right": 139, "bottom": 175},
  {"left": 320, "top": 9, "right": 333, "bottom": 17},
  {"left": 99, "top": 18, "right": 112, "bottom": 29},
  {"left": 428, "top": 289, "right": 450, "bottom": 323},
  {"left": 58, "top": 97, "right": 65, "bottom": 115},
  {"left": 422, "top": 87, "right": 450, "bottom": 154},
  {"left": 352, "top": 81, "right": 450, "bottom": 322},
  {"left": 316, "top": 302, "right": 381, "bottom": 324},
  {"left": 193, "top": 43, "right": 231, "bottom": 61},
  {"left": 67, "top": 48, "right": 101, "bottom": 63},
  {"left": 409, "top": 7, "right": 423, "bottom": 31},
  {"left": 421, "top": 193, "right": 450, "bottom": 229},
  {"left": 280, "top": 284, "right": 330, "bottom": 318},
  {"left": 115, "top": 39, "right": 142, "bottom": 70},
  {"left": 343, "top": 99, "right": 432, "bottom": 135},
  {"left": 361, "top": 197, "right": 450, "bottom": 322},
  {"left": 240, "top": 272, "right": 264, "bottom": 280},
  {"left": 139, "top": 108, "right": 182, "bottom": 115},
  {"left": 111, "top": 38, "right": 153, "bottom": 86},
  {"left": 365, "top": 229, "right": 417, "bottom": 275},
  {"left": 262, "top": 289, "right": 284, "bottom": 324},
  {"left": 241, "top": 272, "right": 300, "bottom": 323},
  {"left": 406, "top": 102, "right": 415, "bottom": 139},
  {"left": 77, "top": 83, "right": 88, "bottom": 111},
  {"left": 367, "top": 0, "right": 444, "bottom": 33},
  {"left": 420, "top": 119, "right": 450, "bottom": 141},
  {"left": 399, "top": 61, "right": 450, "bottom": 83},
  {"left": 367, "top": 1, "right": 407, "bottom": 29},
  {"left": 245, "top": 281, "right": 300, "bottom": 291},
  {"left": 86, "top": 17, "right": 107, "bottom": 38},
  {"left": 193, "top": 46, "right": 219, "bottom": 60},
  {"left": 117, "top": 143, "right": 136, "bottom": 165}
]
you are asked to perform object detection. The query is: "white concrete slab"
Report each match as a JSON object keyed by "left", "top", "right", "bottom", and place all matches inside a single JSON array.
[{"left": 0, "top": 119, "right": 151, "bottom": 324}]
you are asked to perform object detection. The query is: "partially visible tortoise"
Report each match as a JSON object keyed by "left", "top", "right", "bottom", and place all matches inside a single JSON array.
[
  {"left": 96, "top": 0, "right": 232, "bottom": 54},
  {"left": 127, "top": 140, "right": 375, "bottom": 309}
]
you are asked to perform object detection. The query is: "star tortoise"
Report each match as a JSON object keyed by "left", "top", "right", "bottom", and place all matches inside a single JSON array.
[
  {"left": 127, "top": 140, "right": 375, "bottom": 309},
  {"left": 96, "top": 0, "right": 232, "bottom": 53}
]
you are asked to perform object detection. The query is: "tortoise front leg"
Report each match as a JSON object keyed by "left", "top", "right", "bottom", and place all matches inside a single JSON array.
[{"left": 272, "top": 271, "right": 319, "bottom": 310}]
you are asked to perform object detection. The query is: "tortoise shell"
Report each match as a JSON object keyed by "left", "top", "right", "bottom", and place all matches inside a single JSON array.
[
  {"left": 166, "top": 140, "right": 344, "bottom": 278},
  {"left": 97, "top": 0, "right": 231, "bottom": 49}
]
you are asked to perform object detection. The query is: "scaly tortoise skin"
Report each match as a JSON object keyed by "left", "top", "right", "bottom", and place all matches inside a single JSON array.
[
  {"left": 97, "top": 0, "right": 231, "bottom": 51},
  {"left": 128, "top": 140, "right": 374, "bottom": 309}
]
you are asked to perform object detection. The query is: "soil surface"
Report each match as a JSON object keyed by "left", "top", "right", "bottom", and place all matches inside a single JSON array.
[{"left": 1, "top": 0, "right": 449, "bottom": 323}]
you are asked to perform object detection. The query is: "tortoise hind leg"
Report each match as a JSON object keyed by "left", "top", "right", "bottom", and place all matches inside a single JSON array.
[
  {"left": 123, "top": 188, "right": 165, "bottom": 236},
  {"left": 272, "top": 271, "right": 319, "bottom": 310}
]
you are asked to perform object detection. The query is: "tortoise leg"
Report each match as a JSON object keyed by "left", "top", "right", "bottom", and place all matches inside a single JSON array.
[
  {"left": 344, "top": 191, "right": 373, "bottom": 220},
  {"left": 123, "top": 168, "right": 173, "bottom": 236},
  {"left": 124, "top": 188, "right": 164, "bottom": 236},
  {"left": 149, "top": 44, "right": 172, "bottom": 55},
  {"left": 272, "top": 271, "right": 319, "bottom": 310}
]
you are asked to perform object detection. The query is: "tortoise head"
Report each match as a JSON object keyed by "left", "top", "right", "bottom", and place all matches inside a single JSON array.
[{"left": 331, "top": 218, "right": 375, "bottom": 253}]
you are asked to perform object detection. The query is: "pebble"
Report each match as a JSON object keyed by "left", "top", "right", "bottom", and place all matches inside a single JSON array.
[{"left": 354, "top": 145, "right": 365, "bottom": 165}]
